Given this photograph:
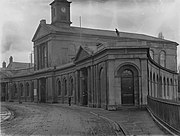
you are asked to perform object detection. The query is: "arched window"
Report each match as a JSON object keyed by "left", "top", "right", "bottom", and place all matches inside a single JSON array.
[
  {"left": 167, "top": 78, "right": 169, "bottom": 97},
  {"left": 157, "top": 75, "right": 159, "bottom": 97},
  {"left": 150, "top": 72, "right": 152, "bottom": 96},
  {"left": 150, "top": 50, "right": 154, "bottom": 59},
  {"left": 26, "top": 83, "right": 30, "bottom": 96},
  {"left": 160, "top": 51, "right": 166, "bottom": 67},
  {"left": 159, "top": 76, "right": 162, "bottom": 97},
  {"left": 170, "top": 78, "right": 173, "bottom": 85},
  {"left": 163, "top": 77, "right": 166, "bottom": 98},
  {"left": 153, "top": 73, "right": 156, "bottom": 97},
  {"left": 121, "top": 69, "right": 133, "bottom": 77},
  {"left": 57, "top": 80, "right": 61, "bottom": 96},
  {"left": 20, "top": 84, "right": 23, "bottom": 96},
  {"left": 70, "top": 78, "right": 73, "bottom": 96},
  {"left": 64, "top": 79, "right": 67, "bottom": 96},
  {"left": 14, "top": 84, "right": 17, "bottom": 94}
]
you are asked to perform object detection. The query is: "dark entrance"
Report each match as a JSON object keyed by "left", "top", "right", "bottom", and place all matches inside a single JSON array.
[
  {"left": 1, "top": 83, "right": 6, "bottom": 101},
  {"left": 40, "top": 78, "right": 46, "bottom": 103},
  {"left": 121, "top": 69, "right": 134, "bottom": 105}
]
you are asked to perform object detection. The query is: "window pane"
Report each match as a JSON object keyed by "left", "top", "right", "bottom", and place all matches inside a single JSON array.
[
  {"left": 160, "top": 51, "right": 165, "bottom": 67},
  {"left": 122, "top": 70, "right": 133, "bottom": 77},
  {"left": 150, "top": 50, "right": 154, "bottom": 59}
]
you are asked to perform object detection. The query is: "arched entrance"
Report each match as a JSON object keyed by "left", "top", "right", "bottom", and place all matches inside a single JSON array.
[
  {"left": 40, "top": 78, "right": 46, "bottom": 103},
  {"left": 81, "top": 68, "right": 88, "bottom": 106},
  {"left": 121, "top": 69, "right": 134, "bottom": 105},
  {"left": 117, "top": 64, "right": 139, "bottom": 106},
  {"left": 99, "top": 67, "right": 106, "bottom": 108}
]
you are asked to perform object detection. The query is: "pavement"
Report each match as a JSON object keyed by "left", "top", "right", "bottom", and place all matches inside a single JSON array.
[
  {"left": 1, "top": 102, "right": 167, "bottom": 135},
  {"left": 52, "top": 103, "right": 167, "bottom": 135}
]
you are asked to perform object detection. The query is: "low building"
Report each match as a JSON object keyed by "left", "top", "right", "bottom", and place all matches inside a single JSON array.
[{"left": 0, "top": 0, "right": 179, "bottom": 110}]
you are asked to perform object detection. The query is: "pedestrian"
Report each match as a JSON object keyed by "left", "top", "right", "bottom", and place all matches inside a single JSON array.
[{"left": 68, "top": 96, "right": 71, "bottom": 106}]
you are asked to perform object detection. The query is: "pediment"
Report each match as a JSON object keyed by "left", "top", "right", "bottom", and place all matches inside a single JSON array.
[
  {"left": 32, "top": 24, "right": 51, "bottom": 42},
  {"left": 74, "top": 46, "right": 91, "bottom": 62}
]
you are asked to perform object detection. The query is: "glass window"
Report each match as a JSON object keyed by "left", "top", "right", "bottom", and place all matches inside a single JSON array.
[
  {"left": 70, "top": 78, "right": 73, "bottom": 96},
  {"left": 58, "top": 80, "right": 61, "bottom": 96},
  {"left": 150, "top": 50, "right": 154, "bottom": 59},
  {"left": 163, "top": 77, "right": 166, "bottom": 97},
  {"left": 20, "top": 84, "right": 23, "bottom": 96},
  {"left": 64, "top": 79, "right": 67, "bottom": 96},
  {"left": 160, "top": 51, "right": 166, "bottom": 67},
  {"left": 167, "top": 78, "right": 169, "bottom": 97},
  {"left": 26, "top": 83, "right": 30, "bottom": 96},
  {"left": 14, "top": 84, "right": 17, "bottom": 94},
  {"left": 122, "top": 69, "right": 133, "bottom": 77}
]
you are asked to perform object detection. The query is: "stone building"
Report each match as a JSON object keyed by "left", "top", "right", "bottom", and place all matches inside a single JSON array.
[{"left": 0, "top": 0, "right": 179, "bottom": 110}]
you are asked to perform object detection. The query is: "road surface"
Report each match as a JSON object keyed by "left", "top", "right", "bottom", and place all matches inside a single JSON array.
[{"left": 1, "top": 102, "right": 116, "bottom": 135}]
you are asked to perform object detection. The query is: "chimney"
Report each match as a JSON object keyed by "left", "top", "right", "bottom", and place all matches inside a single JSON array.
[
  {"left": 2, "top": 61, "right": 6, "bottom": 68},
  {"left": 40, "top": 19, "right": 46, "bottom": 25},
  {"left": 9, "top": 56, "right": 13, "bottom": 63},
  {"left": 158, "top": 32, "right": 164, "bottom": 39}
]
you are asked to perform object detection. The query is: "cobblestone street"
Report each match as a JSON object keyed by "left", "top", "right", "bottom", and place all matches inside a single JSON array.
[
  {"left": 1, "top": 102, "right": 116, "bottom": 136},
  {"left": 1, "top": 102, "right": 167, "bottom": 135}
]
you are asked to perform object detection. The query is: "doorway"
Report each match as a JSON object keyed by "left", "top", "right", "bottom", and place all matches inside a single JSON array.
[
  {"left": 40, "top": 78, "right": 46, "bottom": 103},
  {"left": 81, "top": 68, "right": 88, "bottom": 106},
  {"left": 121, "top": 69, "right": 134, "bottom": 105}
]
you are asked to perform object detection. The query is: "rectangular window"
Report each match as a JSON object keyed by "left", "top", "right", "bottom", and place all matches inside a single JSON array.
[{"left": 37, "top": 43, "right": 48, "bottom": 70}]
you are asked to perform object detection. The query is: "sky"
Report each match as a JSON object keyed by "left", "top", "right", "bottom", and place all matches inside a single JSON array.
[{"left": 0, "top": 0, "right": 180, "bottom": 66}]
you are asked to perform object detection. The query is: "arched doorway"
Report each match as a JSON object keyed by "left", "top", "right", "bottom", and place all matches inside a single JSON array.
[
  {"left": 99, "top": 67, "right": 106, "bottom": 108},
  {"left": 117, "top": 64, "right": 139, "bottom": 106},
  {"left": 40, "top": 78, "right": 46, "bottom": 103},
  {"left": 80, "top": 68, "right": 88, "bottom": 106},
  {"left": 121, "top": 69, "right": 134, "bottom": 105}
]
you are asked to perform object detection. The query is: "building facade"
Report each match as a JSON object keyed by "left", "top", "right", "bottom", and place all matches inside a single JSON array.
[{"left": 0, "top": 0, "right": 179, "bottom": 110}]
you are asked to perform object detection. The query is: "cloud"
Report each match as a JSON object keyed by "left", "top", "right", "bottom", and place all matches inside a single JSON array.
[
  {"left": 1, "top": 22, "right": 22, "bottom": 52},
  {"left": 0, "top": 0, "right": 179, "bottom": 64}
]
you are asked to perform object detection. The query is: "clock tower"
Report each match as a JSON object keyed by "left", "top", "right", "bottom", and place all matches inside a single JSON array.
[{"left": 50, "top": 0, "right": 72, "bottom": 27}]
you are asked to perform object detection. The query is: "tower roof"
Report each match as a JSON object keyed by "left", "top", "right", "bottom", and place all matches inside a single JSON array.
[{"left": 50, "top": 0, "right": 70, "bottom": 5}]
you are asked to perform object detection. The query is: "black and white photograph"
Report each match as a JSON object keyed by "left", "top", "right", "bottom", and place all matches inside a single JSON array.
[{"left": 0, "top": 0, "right": 180, "bottom": 135}]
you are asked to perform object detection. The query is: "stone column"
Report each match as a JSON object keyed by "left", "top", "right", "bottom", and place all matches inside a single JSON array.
[
  {"left": 79, "top": 70, "right": 83, "bottom": 105},
  {"left": 23, "top": 81, "right": 26, "bottom": 102},
  {"left": 52, "top": 72, "right": 57, "bottom": 103},
  {"left": 93, "top": 65, "right": 96, "bottom": 107},
  {"left": 5, "top": 83, "right": 8, "bottom": 101},
  {"left": 30, "top": 80, "right": 34, "bottom": 102},
  {"left": 94, "top": 65, "right": 97, "bottom": 107},
  {"left": 18, "top": 82, "right": 21, "bottom": 103},
  {"left": 8, "top": 82, "right": 13, "bottom": 102},
  {"left": 77, "top": 70, "right": 80, "bottom": 105},
  {"left": 67, "top": 74, "right": 70, "bottom": 97},
  {"left": 104, "top": 61, "right": 108, "bottom": 109},
  {"left": 87, "top": 66, "right": 91, "bottom": 107},
  {"left": 90, "top": 66, "right": 94, "bottom": 107},
  {"left": 75, "top": 71, "right": 78, "bottom": 104},
  {"left": 34, "top": 46, "right": 37, "bottom": 71}
]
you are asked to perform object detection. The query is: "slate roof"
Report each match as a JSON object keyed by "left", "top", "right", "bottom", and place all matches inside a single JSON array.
[
  {"left": 0, "top": 70, "right": 13, "bottom": 78},
  {"left": 33, "top": 23, "right": 178, "bottom": 44},
  {"left": 7, "top": 62, "right": 31, "bottom": 70}
]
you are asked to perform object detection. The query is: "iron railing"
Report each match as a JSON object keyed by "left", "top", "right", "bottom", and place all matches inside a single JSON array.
[{"left": 147, "top": 96, "right": 180, "bottom": 134}]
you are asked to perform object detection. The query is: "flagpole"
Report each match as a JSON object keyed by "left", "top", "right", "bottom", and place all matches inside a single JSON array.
[{"left": 80, "top": 16, "right": 82, "bottom": 45}]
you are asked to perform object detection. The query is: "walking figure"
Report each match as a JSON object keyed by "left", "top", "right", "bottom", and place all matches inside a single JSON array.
[{"left": 68, "top": 96, "right": 71, "bottom": 106}]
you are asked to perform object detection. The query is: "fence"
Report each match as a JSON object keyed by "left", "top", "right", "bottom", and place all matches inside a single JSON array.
[{"left": 147, "top": 96, "right": 180, "bottom": 134}]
